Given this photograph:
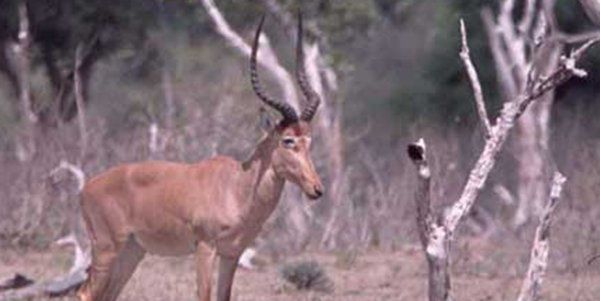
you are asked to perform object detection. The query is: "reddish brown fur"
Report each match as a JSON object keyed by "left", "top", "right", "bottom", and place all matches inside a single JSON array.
[{"left": 78, "top": 121, "right": 323, "bottom": 301}]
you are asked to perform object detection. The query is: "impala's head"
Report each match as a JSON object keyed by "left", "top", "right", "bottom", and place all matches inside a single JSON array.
[{"left": 250, "top": 14, "right": 324, "bottom": 200}]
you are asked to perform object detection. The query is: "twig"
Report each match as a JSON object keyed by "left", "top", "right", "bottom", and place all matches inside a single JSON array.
[
  {"left": 517, "top": 172, "right": 566, "bottom": 301},
  {"left": 459, "top": 19, "right": 492, "bottom": 138}
]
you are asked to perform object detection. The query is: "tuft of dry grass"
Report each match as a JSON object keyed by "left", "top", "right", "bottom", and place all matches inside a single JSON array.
[{"left": 279, "top": 260, "right": 334, "bottom": 293}]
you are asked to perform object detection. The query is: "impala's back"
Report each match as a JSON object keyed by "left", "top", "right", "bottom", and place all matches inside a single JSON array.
[{"left": 81, "top": 158, "right": 243, "bottom": 256}]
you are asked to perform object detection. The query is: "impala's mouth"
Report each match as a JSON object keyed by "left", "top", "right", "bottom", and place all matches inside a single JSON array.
[{"left": 305, "top": 184, "right": 324, "bottom": 200}]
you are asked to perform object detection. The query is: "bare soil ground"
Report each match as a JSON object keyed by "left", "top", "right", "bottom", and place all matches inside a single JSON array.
[{"left": 1, "top": 246, "right": 599, "bottom": 301}]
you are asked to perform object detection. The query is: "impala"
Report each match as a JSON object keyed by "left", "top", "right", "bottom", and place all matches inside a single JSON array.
[{"left": 78, "top": 15, "right": 323, "bottom": 301}]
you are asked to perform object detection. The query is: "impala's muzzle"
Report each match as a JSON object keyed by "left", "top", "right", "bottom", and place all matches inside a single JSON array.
[
  {"left": 307, "top": 183, "right": 324, "bottom": 200},
  {"left": 301, "top": 176, "right": 324, "bottom": 200}
]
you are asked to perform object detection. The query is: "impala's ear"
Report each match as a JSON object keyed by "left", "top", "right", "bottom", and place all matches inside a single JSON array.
[{"left": 259, "top": 107, "right": 275, "bottom": 133}]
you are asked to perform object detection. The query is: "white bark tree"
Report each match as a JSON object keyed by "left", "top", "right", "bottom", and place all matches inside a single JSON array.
[
  {"left": 406, "top": 18, "right": 596, "bottom": 301},
  {"left": 482, "top": 0, "right": 600, "bottom": 227}
]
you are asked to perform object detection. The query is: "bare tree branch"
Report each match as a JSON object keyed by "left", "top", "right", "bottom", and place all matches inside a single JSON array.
[
  {"left": 519, "top": 0, "right": 539, "bottom": 34},
  {"left": 200, "top": 0, "right": 299, "bottom": 110},
  {"left": 517, "top": 172, "right": 566, "bottom": 301},
  {"left": 553, "top": 30, "right": 600, "bottom": 43},
  {"left": 459, "top": 19, "right": 492, "bottom": 138},
  {"left": 14, "top": 2, "right": 36, "bottom": 124},
  {"left": 259, "top": 0, "right": 325, "bottom": 43},
  {"left": 10, "top": 2, "right": 36, "bottom": 162},
  {"left": 74, "top": 44, "right": 88, "bottom": 163},
  {"left": 497, "top": 0, "right": 528, "bottom": 84},
  {"left": 481, "top": 9, "right": 518, "bottom": 98},
  {"left": 445, "top": 39, "right": 594, "bottom": 233},
  {"left": 517, "top": 38, "right": 599, "bottom": 116}
]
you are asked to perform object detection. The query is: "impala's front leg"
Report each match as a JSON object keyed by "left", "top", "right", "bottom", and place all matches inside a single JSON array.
[
  {"left": 196, "top": 242, "right": 217, "bottom": 301},
  {"left": 216, "top": 254, "right": 240, "bottom": 301}
]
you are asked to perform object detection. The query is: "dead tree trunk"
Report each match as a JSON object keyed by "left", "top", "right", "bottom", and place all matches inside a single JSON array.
[{"left": 406, "top": 19, "right": 596, "bottom": 301}]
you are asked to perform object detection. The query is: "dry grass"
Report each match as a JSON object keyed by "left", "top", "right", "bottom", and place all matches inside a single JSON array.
[{"left": 2, "top": 244, "right": 600, "bottom": 301}]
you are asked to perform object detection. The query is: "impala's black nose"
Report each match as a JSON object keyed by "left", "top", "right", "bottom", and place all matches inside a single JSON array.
[{"left": 313, "top": 185, "right": 324, "bottom": 198}]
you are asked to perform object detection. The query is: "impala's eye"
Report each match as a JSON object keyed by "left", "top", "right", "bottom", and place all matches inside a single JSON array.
[{"left": 282, "top": 137, "right": 296, "bottom": 149}]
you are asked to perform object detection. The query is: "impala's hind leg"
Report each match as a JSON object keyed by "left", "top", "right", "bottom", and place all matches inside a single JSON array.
[
  {"left": 78, "top": 196, "right": 131, "bottom": 301},
  {"left": 78, "top": 213, "right": 121, "bottom": 301},
  {"left": 102, "top": 237, "right": 146, "bottom": 301},
  {"left": 78, "top": 239, "right": 120, "bottom": 301}
]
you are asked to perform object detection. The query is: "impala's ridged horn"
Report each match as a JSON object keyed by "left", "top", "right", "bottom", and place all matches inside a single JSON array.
[
  {"left": 296, "top": 13, "right": 321, "bottom": 122},
  {"left": 251, "top": 15, "right": 299, "bottom": 124}
]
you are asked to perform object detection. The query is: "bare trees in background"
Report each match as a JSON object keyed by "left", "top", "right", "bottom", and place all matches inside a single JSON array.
[
  {"left": 407, "top": 16, "right": 594, "bottom": 300},
  {"left": 482, "top": 0, "right": 600, "bottom": 228}
]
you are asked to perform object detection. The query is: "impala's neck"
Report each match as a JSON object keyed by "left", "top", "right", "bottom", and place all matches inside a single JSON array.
[{"left": 239, "top": 135, "right": 285, "bottom": 221}]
